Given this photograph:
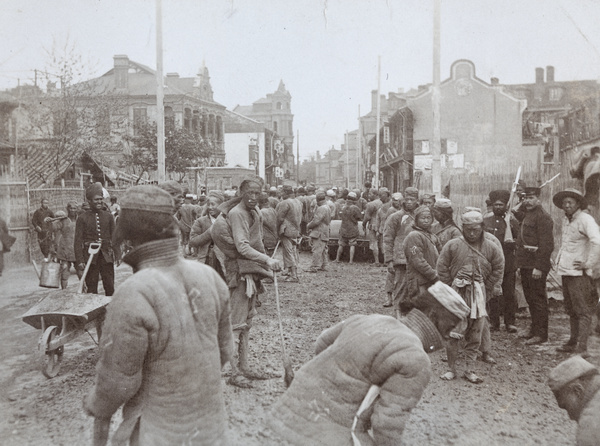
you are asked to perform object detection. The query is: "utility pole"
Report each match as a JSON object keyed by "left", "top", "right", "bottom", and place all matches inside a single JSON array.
[
  {"left": 431, "top": 0, "right": 442, "bottom": 195},
  {"left": 375, "top": 56, "right": 381, "bottom": 189},
  {"left": 357, "top": 105, "right": 361, "bottom": 188},
  {"left": 296, "top": 129, "right": 300, "bottom": 185},
  {"left": 345, "top": 130, "right": 350, "bottom": 189},
  {"left": 156, "top": 0, "right": 166, "bottom": 182}
]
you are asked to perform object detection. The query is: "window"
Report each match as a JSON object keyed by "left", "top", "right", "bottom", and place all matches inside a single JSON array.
[
  {"left": 549, "top": 88, "right": 563, "bottom": 102},
  {"left": 133, "top": 108, "right": 147, "bottom": 136},
  {"left": 273, "top": 121, "right": 278, "bottom": 132},
  {"left": 413, "top": 140, "right": 430, "bottom": 154},
  {"left": 164, "top": 106, "right": 175, "bottom": 130},
  {"left": 276, "top": 102, "right": 282, "bottom": 110},
  {"left": 184, "top": 108, "right": 192, "bottom": 131}
]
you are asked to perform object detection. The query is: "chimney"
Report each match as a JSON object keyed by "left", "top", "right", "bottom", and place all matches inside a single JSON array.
[
  {"left": 535, "top": 67, "right": 544, "bottom": 84},
  {"left": 546, "top": 66, "right": 555, "bottom": 83},
  {"left": 371, "top": 90, "right": 378, "bottom": 112},
  {"left": 490, "top": 77, "right": 499, "bottom": 86},
  {"left": 113, "top": 55, "right": 130, "bottom": 90},
  {"left": 166, "top": 73, "right": 180, "bottom": 78}
]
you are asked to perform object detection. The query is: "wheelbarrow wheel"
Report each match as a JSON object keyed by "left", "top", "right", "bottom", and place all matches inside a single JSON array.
[{"left": 39, "top": 326, "right": 63, "bottom": 378}]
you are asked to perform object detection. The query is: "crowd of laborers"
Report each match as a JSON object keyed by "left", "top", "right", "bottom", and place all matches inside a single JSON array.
[{"left": 20, "top": 177, "right": 600, "bottom": 445}]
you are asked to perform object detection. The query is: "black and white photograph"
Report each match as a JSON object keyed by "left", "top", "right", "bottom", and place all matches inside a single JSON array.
[{"left": 1, "top": 0, "right": 600, "bottom": 444}]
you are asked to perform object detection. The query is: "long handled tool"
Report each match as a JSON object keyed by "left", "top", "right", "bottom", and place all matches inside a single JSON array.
[
  {"left": 271, "top": 240, "right": 294, "bottom": 387},
  {"left": 273, "top": 272, "right": 294, "bottom": 387},
  {"left": 78, "top": 243, "right": 101, "bottom": 294}
]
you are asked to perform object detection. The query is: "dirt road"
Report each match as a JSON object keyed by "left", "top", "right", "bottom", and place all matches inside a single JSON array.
[{"left": 0, "top": 253, "right": 596, "bottom": 445}]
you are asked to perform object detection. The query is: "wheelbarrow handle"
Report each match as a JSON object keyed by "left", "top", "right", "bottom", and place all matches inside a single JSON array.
[{"left": 77, "top": 242, "right": 102, "bottom": 294}]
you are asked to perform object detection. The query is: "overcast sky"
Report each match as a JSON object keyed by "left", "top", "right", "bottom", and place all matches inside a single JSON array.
[{"left": 1, "top": 0, "right": 599, "bottom": 160}]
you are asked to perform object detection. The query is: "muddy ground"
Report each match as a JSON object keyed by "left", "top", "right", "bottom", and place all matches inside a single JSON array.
[{"left": 0, "top": 251, "right": 597, "bottom": 445}]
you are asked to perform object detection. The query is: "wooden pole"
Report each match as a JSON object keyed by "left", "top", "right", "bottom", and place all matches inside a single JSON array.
[
  {"left": 296, "top": 129, "right": 300, "bottom": 185},
  {"left": 375, "top": 56, "right": 381, "bottom": 189},
  {"left": 431, "top": 0, "right": 442, "bottom": 196},
  {"left": 156, "top": 0, "right": 166, "bottom": 182}
]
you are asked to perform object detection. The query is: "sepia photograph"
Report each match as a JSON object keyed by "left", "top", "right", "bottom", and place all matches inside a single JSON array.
[{"left": 1, "top": 0, "right": 599, "bottom": 444}]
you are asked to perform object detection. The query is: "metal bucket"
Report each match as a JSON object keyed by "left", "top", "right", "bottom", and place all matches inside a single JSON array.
[{"left": 33, "top": 259, "right": 61, "bottom": 288}]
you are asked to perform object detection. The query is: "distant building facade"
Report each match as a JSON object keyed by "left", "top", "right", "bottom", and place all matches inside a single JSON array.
[{"left": 233, "top": 81, "right": 296, "bottom": 182}]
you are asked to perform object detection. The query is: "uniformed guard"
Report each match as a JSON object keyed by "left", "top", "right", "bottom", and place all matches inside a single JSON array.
[{"left": 515, "top": 186, "right": 554, "bottom": 345}]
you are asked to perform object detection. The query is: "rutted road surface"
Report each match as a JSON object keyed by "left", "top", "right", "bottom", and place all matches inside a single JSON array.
[{"left": 1, "top": 253, "right": 596, "bottom": 445}]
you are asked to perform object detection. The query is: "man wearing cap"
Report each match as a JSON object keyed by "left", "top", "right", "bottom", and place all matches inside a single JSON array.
[
  {"left": 483, "top": 190, "right": 520, "bottom": 333},
  {"left": 212, "top": 175, "right": 283, "bottom": 387},
  {"left": 363, "top": 189, "right": 383, "bottom": 265},
  {"left": 553, "top": 188, "right": 600, "bottom": 357},
  {"left": 397, "top": 206, "right": 441, "bottom": 309},
  {"left": 307, "top": 192, "right": 331, "bottom": 273},
  {"left": 335, "top": 191, "right": 362, "bottom": 264},
  {"left": 303, "top": 185, "right": 317, "bottom": 230},
  {"left": 548, "top": 356, "right": 600, "bottom": 446},
  {"left": 75, "top": 182, "right": 118, "bottom": 296},
  {"left": 431, "top": 198, "right": 461, "bottom": 249},
  {"left": 383, "top": 186, "right": 420, "bottom": 311},
  {"left": 375, "top": 188, "right": 392, "bottom": 248},
  {"left": 437, "top": 209, "right": 504, "bottom": 383},
  {"left": 84, "top": 185, "right": 233, "bottom": 446},
  {"left": 52, "top": 202, "right": 80, "bottom": 289},
  {"left": 158, "top": 180, "right": 185, "bottom": 214},
  {"left": 334, "top": 188, "right": 349, "bottom": 220},
  {"left": 420, "top": 193, "right": 436, "bottom": 209},
  {"left": 267, "top": 282, "right": 469, "bottom": 446},
  {"left": 258, "top": 192, "right": 279, "bottom": 257},
  {"left": 516, "top": 187, "right": 554, "bottom": 345},
  {"left": 379, "top": 193, "right": 403, "bottom": 306},
  {"left": 277, "top": 185, "right": 303, "bottom": 282}
]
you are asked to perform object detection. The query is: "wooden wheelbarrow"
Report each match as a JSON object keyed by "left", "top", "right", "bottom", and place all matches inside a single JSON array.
[{"left": 21, "top": 243, "right": 111, "bottom": 378}]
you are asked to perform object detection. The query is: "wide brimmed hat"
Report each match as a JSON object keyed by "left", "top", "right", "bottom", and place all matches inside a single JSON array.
[
  {"left": 552, "top": 188, "right": 587, "bottom": 208},
  {"left": 548, "top": 356, "right": 598, "bottom": 392},
  {"left": 428, "top": 281, "right": 470, "bottom": 319}
]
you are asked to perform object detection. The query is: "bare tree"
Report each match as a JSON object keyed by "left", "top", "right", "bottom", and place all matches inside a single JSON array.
[{"left": 19, "top": 37, "right": 127, "bottom": 186}]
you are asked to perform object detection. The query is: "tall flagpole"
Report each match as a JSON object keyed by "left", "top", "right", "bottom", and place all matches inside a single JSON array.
[
  {"left": 431, "top": 0, "right": 442, "bottom": 195},
  {"left": 375, "top": 56, "right": 381, "bottom": 189},
  {"left": 156, "top": 0, "right": 166, "bottom": 182}
]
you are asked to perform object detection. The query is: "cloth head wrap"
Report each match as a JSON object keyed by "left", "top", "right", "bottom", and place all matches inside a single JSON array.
[
  {"left": 421, "top": 193, "right": 436, "bottom": 200},
  {"left": 392, "top": 192, "right": 403, "bottom": 201},
  {"left": 347, "top": 191, "right": 357, "bottom": 200},
  {"left": 414, "top": 205, "right": 432, "bottom": 219},
  {"left": 404, "top": 187, "right": 419, "bottom": 199},
  {"left": 326, "top": 189, "right": 336, "bottom": 197},
  {"left": 316, "top": 192, "right": 327, "bottom": 202},
  {"left": 208, "top": 190, "right": 225, "bottom": 203},
  {"left": 239, "top": 175, "right": 264, "bottom": 191},
  {"left": 120, "top": 185, "right": 175, "bottom": 215}
]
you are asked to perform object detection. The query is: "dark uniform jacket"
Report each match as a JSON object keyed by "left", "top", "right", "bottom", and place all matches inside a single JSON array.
[
  {"left": 515, "top": 205, "right": 554, "bottom": 272},
  {"left": 74, "top": 209, "right": 116, "bottom": 265},
  {"left": 484, "top": 213, "right": 520, "bottom": 272}
]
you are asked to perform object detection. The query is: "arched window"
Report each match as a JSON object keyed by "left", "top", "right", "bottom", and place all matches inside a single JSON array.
[
  {"left": 276, "top": 102, "right": 282, "bottom": 110},
  {"left": 192, "top": 110, "right": 200, "bottom": 134},
  {"left": 273, "top": 121, "right": 278, "bottom": 132}
]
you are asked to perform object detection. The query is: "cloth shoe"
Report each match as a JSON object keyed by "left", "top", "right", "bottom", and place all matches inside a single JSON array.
[
  {"left": 480, "top": 353, "right": 497, "bottom": 364},
  {"left": 506, "top": 325, "right": 518, "bottom": 333},
  {"left": 463, "top": 371, "right": 483, "bottom": 384}
]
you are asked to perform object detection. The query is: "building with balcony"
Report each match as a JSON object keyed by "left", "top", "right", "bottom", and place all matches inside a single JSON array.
[{"left": 233, "top": 81, "right": 295, "bottom": 181}]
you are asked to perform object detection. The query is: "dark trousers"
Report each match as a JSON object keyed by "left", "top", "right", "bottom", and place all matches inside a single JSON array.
[
  {"left": 85, "top": 255, "right": 115, "bottom": 296},
  {"left": 489, "top": 270, "right": 517, "bottom": 327},
  {"left": 520, "top": 268, "right": 548, "bottom": 339},
  {"left": 562, "top": 275, "right": 596, "bottom": 346},
  {"left": 38, "top": 231, "right": 52, "bottom": 258}
]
